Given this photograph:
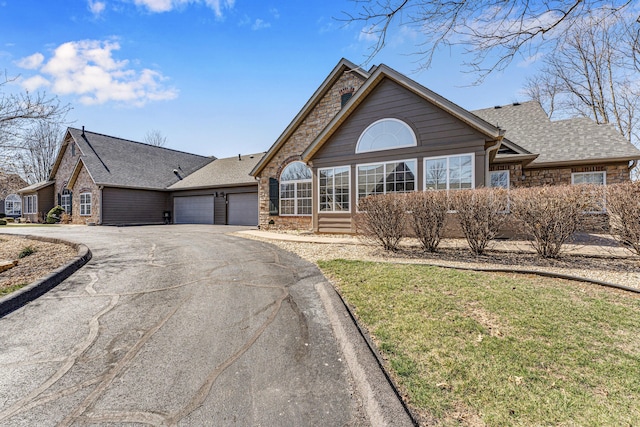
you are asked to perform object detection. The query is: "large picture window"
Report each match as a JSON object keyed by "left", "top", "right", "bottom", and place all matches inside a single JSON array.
[
  {"left": 280, "top": 161, "right": 312, "bottom": 216},
  {"left": 23, "top": 195, "right": 37, "bottom": 214},
  {"left": 80, "top": 192, "right": 92, "bottom": 216},
  {"left": 356, "top": 118, "right": 417, "bottom": 153},
  {"left": 319, "top": 166, "right": 350, "bottom": 212},
  {"left": 4, "top": 194, "right": 21, "bottom": 216},
  {"left": 424, "top": 154, "right": 474, "bottom": 191},
  {"left": 357, "top": 160, "right": 416, "bottom": 200}
]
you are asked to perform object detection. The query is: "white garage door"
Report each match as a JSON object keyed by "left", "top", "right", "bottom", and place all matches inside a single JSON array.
[
  {"left": 174, "top": 196, "right": 214, "bottom": 224},
  {"left": 228, "top": 193, "right": 258, "bottom": 226}
]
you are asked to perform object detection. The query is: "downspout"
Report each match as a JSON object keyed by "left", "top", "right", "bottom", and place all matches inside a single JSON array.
[
  {"left": 629, "top": 159, "right": 638, "bottom": 173},
  {"left": 98, "top": 186, "right": 103, "bottom": 225},
  {"left": 484, "top": 132, "right": 505, "bottom": 187}
]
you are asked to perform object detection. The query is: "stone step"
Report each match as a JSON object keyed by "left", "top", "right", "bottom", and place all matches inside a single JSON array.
[{"left": 0, "top": 260, "right": 17, "bottom": 273}]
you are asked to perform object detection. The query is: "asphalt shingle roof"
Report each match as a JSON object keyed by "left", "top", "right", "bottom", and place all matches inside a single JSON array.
[
  {"left": 472, "top": 101, "right": 640, "bottom": 165},
  {"left": 168, "top": 153, "right": 262, "bottom": 190},
  {"left": 68, "top": 128, "right": 213, "bottom": 190}
]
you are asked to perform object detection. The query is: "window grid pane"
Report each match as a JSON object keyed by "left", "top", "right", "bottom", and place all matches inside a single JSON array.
[
  {"left": 320, "top": 167, "right": 350, "bottom": 212},
  {"left": 358, "top": 160, "right": 416, "bottom": 201}
]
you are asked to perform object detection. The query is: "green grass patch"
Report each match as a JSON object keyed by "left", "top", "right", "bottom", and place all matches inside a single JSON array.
[
  {"left": 17, "top": 246, "right": 36, "bottom": 259},
  {"left": 0, "top": 283, "right": 28, "bottom": 297},
  {"left": 319, "top": 260, "right": 640, "bottom": 426}
]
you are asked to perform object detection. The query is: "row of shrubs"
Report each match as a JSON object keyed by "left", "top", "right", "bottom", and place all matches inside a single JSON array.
[{"left": 355, "top": 182, "right": 640, "bottom": 258}]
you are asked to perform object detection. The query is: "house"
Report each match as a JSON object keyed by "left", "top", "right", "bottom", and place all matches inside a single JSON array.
[
  {"left": 18, "top": 128, "right": 260, "bottom": 225},
  {"left": 0, "top": 171, "right": 28, "bottom": 218},
  {"left": 250, "top": 58, "right": 640, "bottom": 233}
]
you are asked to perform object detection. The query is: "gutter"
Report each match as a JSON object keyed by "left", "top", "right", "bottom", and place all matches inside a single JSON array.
[{"left": 485, "top": 134, "right": 504, "bottom": 187}]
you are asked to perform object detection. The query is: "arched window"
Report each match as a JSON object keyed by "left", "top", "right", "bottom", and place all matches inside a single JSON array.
[
  {"left": 4, "top": 194, "right": 21, "bottom": 216},
  {"left": 356, "top": 118, "right": 417, "bottom": 153},
  {"left": 280, "top": 161, "right": 312, "bottom": 216}
]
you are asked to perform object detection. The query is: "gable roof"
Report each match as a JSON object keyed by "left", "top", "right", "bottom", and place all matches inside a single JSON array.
[
  {"left": 0, "top": 171, "right": 28, "bottom": 199},
  {"left": 250, "top": 58, "right": 369, "bottom": 177},
  {"left": 168, "top": 153, "right": 261, "bottom": 190},
  {"left": 301, "top": 64, "right": 505, "bottom": 162},
  {"left": 54, "top": 128, "right": 213, "bottom": 190},
  {"left": 473, "top": 101, "right": 640, "bottom": 166},
  {"left": 17, "top": 180, "right": 54, "bottom": 194}
]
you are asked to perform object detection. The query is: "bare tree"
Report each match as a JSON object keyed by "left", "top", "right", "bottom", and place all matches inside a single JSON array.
[
  {"left": 17, "top": 122, "right": 64, "bottom": 184},
  {"left": 341, "top": 1, "right": 638, "bottom": 80},
  {"left": 524, "top": 12, "right": 640, "bottom": 175},
  {"left": 143, "top": 129, "right": 168, "bottom": 147},
  {"left": 0, "top": 74, "right": 71, "bottom": 175}
]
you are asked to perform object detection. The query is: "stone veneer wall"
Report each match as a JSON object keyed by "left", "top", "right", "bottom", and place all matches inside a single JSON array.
[
  {"left": 71, "top": 166, "right": 100, "bottom": 225},
  {"left": 54, "top": 140, "right": 78, "bottom": 200},
  {"left": 257, "top": 70, "right": 366, "bottom": 230},
  {"left": 490, "top": 162, "right": 631, "bottom": 188}
]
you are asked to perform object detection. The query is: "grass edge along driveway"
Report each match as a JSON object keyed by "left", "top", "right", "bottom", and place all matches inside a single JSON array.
[{"left": 319, "top": 260, "right": 640, "bottom": 427}]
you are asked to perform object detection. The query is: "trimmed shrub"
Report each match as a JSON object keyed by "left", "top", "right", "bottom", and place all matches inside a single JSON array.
[
  {"left": 510, "top": 185, "right": 586, "bottom": 258},
  {"left": 45, "top": 205, "right": 65, "bottom": 224},
  {"left": 606, "top": 182, "right": 640, "bottom": 255},
  {"left": 0, "top": 219, "right": 6, "bottom": 226},
  {"left": 450, "top": 188, "right": 509, "bottom": 255},
  {"left": 406, "top": 191, "right": 449, "bottom": 252},
  {"left": 355, "top": 194, "right": 407, "bottom": 251}
]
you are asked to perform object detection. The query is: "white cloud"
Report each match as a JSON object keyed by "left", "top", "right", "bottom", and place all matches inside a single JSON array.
[
  {"left": 358, "top": 26, "right": 379, "bottom": 42},
  {"left": 88, "top": 0, "right": 106, "bottom": 16},
  {"left": 252, "top": 18, "right": 270, "bottom": 31},
  {"left": 133, "top": 0, "right": 235, "bottom": 17},
  {"left": 15, "top": 52, "right": 44, "bottom": 69},
  {"left": 517, "top": 52, "right": 545, "bottom": 68},
  {"left": 16, "top": 39, "right": 178, "bottom": 107}
]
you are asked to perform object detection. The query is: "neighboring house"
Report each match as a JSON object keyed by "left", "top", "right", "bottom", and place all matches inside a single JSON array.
[
  {"left": 18, "top": 128, "right": 260, "bottom": 225},
  {"left": 0, "top": 171, "right": 28, "bottom": 218},
  {"left": 250, "top": 58, "right": 640, "bottom": 233}
]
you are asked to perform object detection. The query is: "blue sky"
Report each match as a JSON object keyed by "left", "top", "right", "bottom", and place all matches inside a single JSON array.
[{"left": 1, "top": 0, "right": 539, "bottom": 159}]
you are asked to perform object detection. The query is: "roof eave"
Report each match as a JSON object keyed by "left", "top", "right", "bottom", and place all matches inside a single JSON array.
[{"left": 250, "top": 58, "right": 368, "bottom": 177}]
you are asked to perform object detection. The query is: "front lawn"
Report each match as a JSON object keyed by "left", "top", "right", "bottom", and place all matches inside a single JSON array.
[{"left": 319, "top": 260, "right": 640, "bottom": 426}]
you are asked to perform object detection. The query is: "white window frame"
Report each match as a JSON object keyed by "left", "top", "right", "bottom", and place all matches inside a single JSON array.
[
  {"left": 4, "top": 194, "right": 21, "bottom": 216},
  {"left": 80, "top": 192, "right": 92, "bottom": 216},
  {"left": 356, "top": 159, "right": 417, "bottom": 207},
  {"left": 423, "top": 153, "right": 475, "bottom": 191},
  {"left": 318, "top": 166, "right": 351, "bottom": 213},
  {"left": 571, "top": 171, "right": 606, "bottom": 186},
  {"left": 572, "top": 171, "right": 606, "bottom": 213},
  {"left": 23, "top": 195, "right": 37, "bottom": 214},
  {"left": 356, "top": 118, "right": 417, "bottom": 154},
  {"left": 279, "top": 162, "right": 312, "bottom": 217},
  {"left": 61, "top": 193, "right": 71, "bottom": 213},
  {"left": 489, "top": 170, "right": 510, "bottom": 189}
]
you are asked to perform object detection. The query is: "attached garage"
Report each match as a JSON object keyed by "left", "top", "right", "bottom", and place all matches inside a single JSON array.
[
  {"left": 174, "top": 195, "right": 214, "bottom": 224},
  {"left": 227, "top": 192, "right": 258, "bottom": 226}
]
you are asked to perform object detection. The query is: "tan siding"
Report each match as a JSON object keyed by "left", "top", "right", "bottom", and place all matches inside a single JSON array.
[{"left": 318, "top": 213, "right": 352, "bottom": 233}]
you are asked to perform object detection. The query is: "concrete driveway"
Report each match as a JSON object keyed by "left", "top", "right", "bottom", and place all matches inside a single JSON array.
[{"left": 0, "top": 225, "right": 412, "bottom": 426}]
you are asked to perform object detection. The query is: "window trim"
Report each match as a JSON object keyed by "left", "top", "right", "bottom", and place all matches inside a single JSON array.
[
  {"left": 79, "top": 192, "right": 92, "bottom": 216},
  {"left": 423, "top": 153, "right": 475, "bottom": 191},
  {"left": 318, "top": 165, "right": 351, "bottom": 214},
  {"left": 356, "top": 158, "right": 418, "bottom": 210},
  {"left": 489, "top": 170, "right": 510, "bottom": 189},
  {"left": 356, "top": 118, "right": 417, "bottom": 154},
  {"left": 279, "top": 161, "right": 312, "bottom": 217},
  {"left": 571, "top": 171, "right": 606, "bottom": 186},
  {"left": 23, "top": 195, "right": 37, "bottom": 215},
  {"left": 4, "top": 194, "right": 21, "bottom": 216}
]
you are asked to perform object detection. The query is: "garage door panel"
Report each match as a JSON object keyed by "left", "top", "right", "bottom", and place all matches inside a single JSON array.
[
  {"left": 174, "top": 196, "right": 214, "bottom": 224},
  {"left": 228, "top": 193, "right": 258, "bottom": 226}
]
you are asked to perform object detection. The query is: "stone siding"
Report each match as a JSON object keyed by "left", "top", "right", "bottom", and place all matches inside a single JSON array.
[
  {"left": 53, "top": 140, "right": 79, "bottom": 201},
  {"left": 257, "top": 70, "right": 366, "bottom": 230},
  {"left": 71, "top": 166, "right": 100, "bottom": 225},
  {"left": 490, "top": 162, "right": 631, "bottom": 188}
]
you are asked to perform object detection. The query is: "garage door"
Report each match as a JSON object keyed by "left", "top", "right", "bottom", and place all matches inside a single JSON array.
[
  {"left": 174, "top": 196, "right": 214, "bottom": 224},
  {"left": 227, "top": 193, "right": 258, "bottom": 226}
]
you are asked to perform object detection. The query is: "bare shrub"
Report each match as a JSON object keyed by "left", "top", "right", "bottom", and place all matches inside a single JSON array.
[
  {"left": 406, "top": 191, "right": 449, "bottom": 252},
  {"left": 606, "top": 182, "right": 640, "bottom": 255},
  {"left": 450, "top": 188, "right": 509, "bottom": 255},
  {"left": 510, "top": 185, "right": 586, "bottom": 258},
  {"left": 355, "top": 194, "right": 406, "bottom": 251}
]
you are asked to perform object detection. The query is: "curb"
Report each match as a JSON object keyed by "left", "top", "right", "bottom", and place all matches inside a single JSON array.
[{"left": 0, "top": 235, "right": 92, "bottom": 318}]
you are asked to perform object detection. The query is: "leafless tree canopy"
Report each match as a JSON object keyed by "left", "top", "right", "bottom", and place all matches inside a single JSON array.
[
  {"left": 342, "top": 1, "right": 638, "bottom": 79},
  {"left": 0, "top": 74, "right": 71, "bottom": 181},
  {"left": 525, "top": 13, "right": 640, "bottom": 144},
  {"left": 18, "top": 122, "right": 64, "bottom": 184},
  {"left": 143, "top": 129, "right": 168, "bottom": 147}
]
